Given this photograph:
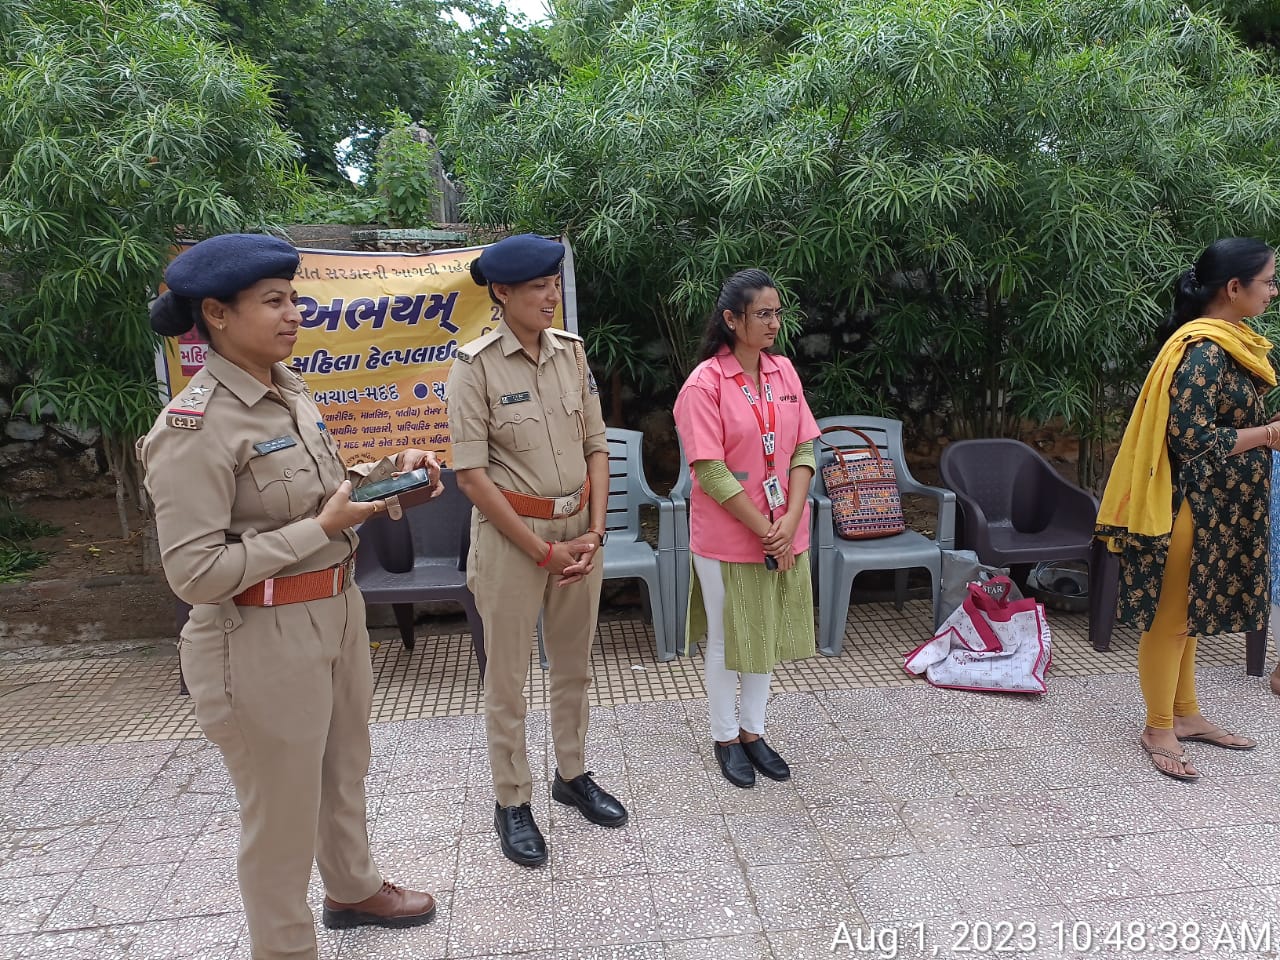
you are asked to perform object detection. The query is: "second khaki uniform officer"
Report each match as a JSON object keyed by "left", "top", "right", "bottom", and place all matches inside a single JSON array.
[{"left": 446, "top": 234, "right": 628, "bottom": 867}]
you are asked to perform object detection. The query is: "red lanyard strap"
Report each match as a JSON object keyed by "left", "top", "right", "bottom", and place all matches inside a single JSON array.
[{"left": 732, "top": 372, "right": 777, "bottom": 475}]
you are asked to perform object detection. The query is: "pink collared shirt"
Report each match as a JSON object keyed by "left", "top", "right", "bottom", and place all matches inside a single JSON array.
[{"left": 673, "top": 347, "right": 821, "bottom": 563}]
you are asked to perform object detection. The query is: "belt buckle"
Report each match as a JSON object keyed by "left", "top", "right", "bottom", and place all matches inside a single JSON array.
[
  {"left": 335, "top": 556, "right": 355, "bottom": 593},
  {"left": 554, "top": 491, "right": 578, "bottom": 516}
]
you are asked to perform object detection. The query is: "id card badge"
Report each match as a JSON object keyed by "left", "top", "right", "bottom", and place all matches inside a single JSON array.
[{"left": 763, "top": 474, "right": 785, "bottom": 511}]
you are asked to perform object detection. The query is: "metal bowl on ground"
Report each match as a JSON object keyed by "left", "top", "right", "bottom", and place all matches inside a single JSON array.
[{"left": 1026, "top": 560, "right": 1089, "bottom": 613}]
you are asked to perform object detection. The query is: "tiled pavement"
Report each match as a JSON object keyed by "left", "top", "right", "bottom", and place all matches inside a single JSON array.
[{"left": 2, "top": 602, "right": 1279, "bottom": 959}]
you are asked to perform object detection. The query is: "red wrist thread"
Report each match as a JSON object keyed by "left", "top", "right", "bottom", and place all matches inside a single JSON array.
[{"left": 536, "top": 541, "right": 554, "bottom": 568}]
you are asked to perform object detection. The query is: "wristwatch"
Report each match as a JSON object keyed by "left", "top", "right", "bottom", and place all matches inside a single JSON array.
[{"left": 588, "top": 528, "right": 609, "bottom": 545}]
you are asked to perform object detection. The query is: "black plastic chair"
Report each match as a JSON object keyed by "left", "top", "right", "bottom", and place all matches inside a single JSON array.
[
  {"left": 353, "top": 468, "right": 487, "bottom": 676},
  {"left": 939, "top": 438, "right": 1109, "bottom": 647}
]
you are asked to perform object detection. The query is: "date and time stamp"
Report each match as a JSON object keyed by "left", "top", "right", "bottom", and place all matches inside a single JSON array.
[{"left": 830, "top": 919, "right": 1277, "bottom": 956}]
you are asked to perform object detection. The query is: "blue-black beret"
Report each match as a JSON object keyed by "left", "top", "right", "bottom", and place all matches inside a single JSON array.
[
  {"left": 470, "top": 234, "right": 564, "bottom": 286},
  {"left": 165, "top": 234, "right": 300, "bottom": 301}
]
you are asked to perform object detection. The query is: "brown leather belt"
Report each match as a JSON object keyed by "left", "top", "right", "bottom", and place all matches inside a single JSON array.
[
  {"left": 233, "top": 557, "right": 355, "bottom": 607},
  {"left": 499, "top": 478, "right": 590, "bottom": 520}
]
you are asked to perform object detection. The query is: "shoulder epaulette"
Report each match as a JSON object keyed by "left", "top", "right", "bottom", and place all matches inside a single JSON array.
[
  {"left": 165, "top": 375, "right": 216, "bottom": 430},
  {"left": 547, "top": 327, "right": 583, "bottom": 342},
  {"left": 456, "top": 329, "right": 503, "bottom": 363}
]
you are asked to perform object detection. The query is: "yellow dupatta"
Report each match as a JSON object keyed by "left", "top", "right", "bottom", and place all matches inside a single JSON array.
[{"left": 1096, "top": 318, "right": 1276, "bottom": 548}]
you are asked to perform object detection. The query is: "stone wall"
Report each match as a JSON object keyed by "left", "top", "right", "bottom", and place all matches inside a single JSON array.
[{"left": 0, "top": 363, "right": 113, "bottom": 500}]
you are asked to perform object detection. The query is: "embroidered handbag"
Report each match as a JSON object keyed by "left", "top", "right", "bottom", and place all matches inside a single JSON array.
[
  {"left": 817, "top": 426, "right": 906, "bottom": 540},
  {"left": 903, "top": 576, "right": 1052, "bottom": 694}
]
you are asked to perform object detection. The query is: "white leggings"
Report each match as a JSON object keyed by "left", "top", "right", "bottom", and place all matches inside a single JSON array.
[{"left": 693, "top": 553, "right": 772, "bottom": 742}]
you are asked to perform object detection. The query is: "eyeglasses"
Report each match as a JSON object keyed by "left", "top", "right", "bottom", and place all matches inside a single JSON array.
[
  {"left": 742, "top": 308, "right": 787, "bottom": 323},
  {"left": 1260, "top": 277, "right": 1280, "bottom": 292}
]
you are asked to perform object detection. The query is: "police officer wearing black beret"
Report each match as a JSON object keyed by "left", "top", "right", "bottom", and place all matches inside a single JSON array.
[
  {"left": 447, "top": 234, "right": 626, "bottom": 867},
  {"left": 141, "top": 234, "right": 440, "bottom": 960}
]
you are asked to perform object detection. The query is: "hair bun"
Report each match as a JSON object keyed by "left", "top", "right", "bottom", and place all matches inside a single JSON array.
[
  {"left": 149, "top": 290, "right": 194, "bottom": 337},
  {"left": 469, "top": 258, "right": 487, "bottom": 286}
]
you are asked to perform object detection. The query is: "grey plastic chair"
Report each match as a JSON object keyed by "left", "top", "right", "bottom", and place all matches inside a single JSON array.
[
  {"left": 604, "top": 427, "right": 676, "bottom": 661},
  {"left": 811, "top": 416, "right": 957, "bottom": 656},
  {"left": 660, "top": 438, "right": 693, "bottom": 653},
  {"left": 354, "top": 469, "right": 487, "bottom": 675}
]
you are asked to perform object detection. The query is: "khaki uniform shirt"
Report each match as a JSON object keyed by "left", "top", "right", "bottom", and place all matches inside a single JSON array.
[
  {"left": 446, "top": 324, "right": 607, "bottom": 496},
  {"left": 140, "top": 351, "right": 355, "bottom": 606}
]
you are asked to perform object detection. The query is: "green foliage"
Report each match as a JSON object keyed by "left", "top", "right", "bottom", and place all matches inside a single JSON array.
[
  {"left": 289, "top": 185, "right": 385, "bottom": 225},
  {"left": 0, "top": 545, "right": 49, "bottom": 583},
  {"left": 0, "top": 500, "right": 58, "bottom": 542},
  {"left": 0, "top": 0, "right": 305, "bottom": 530},
  {"left": 373, "top": 110, "right": 441, "bottom": 227},
  {"left": 0, "top": 499, "right": 56, "bottom": 583},
  {"left": 448, "top": 0, "right": 1280, "bottom": 485},
  {"left": 214, "top": 0, "right": 558, "bottom": 183}
]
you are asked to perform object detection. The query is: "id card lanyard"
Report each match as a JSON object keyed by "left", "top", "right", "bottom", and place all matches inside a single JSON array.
[{"left": 732, "top": 372, "right": 786, "bottom": 514}]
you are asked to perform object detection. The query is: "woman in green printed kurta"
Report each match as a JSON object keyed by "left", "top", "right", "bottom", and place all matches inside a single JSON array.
[
  {"left": 1097, "top": 238, "right": 1278, "bottom": 782},
  {"left": 673, "top": 269, "right": 819, "bottom": 789}
]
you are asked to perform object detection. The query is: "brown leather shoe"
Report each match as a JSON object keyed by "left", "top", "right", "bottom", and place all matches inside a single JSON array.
[{"left": 322, "top": 880, "right": 436, "bottom": 930}]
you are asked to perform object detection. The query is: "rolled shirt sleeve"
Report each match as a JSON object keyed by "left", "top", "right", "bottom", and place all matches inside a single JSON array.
[
  {"left": 578, "top": 342, "right": 608, "bottom": 458},
  {"left": 445, "top": 359, "right": 491, "bottom": 470}
]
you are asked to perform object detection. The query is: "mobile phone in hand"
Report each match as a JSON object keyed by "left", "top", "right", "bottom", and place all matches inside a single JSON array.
[{"left": 350, "top": 468, "right": 433, "bottom": 503}]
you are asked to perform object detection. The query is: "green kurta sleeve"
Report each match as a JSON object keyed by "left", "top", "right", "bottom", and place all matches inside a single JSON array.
[
  {"left": 790, "top": 440, "right": 816, "bottom": 472},
  {"left": 692, "top": 459, "right": 745, "bottom": 504}
]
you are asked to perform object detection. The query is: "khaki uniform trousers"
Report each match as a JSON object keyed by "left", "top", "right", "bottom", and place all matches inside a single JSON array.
[
  {"left": 469, "top": 509, "right": 603, "bottom": 807},
  {"left": 180, "top": 585, "right": 381, "bottom": 960}
]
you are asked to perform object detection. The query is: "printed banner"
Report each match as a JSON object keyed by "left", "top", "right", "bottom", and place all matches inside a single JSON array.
[{"left": 156, "top": 239, "right": 577, "bottom": 464}]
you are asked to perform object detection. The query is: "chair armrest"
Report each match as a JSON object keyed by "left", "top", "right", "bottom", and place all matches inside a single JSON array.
[
  {"left": 897, "top": 476, "right": 957, "bottom": 550},
  {"left": 950, "top": 489, "right": 995, "bottom": 557},
  {"left": 1053, "top": 480, "right": 1100, "bottom": 529},
  {"left": 631, "top": 468, "right": 666, "bottom": 509},
  {"left": 655, "top": 495, "right": 676, "bottom": 553},
  {"left": 809, "top": 485, "right": 836, "bottom": 551}
]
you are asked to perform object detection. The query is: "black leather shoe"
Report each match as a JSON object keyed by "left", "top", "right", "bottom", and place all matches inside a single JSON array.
[
  {"left": 714, "top": 742, "right": 755, "bottom": 788},
  {"left": 552, "top": 770, "right": 628, "bottom": 827},
  {"left": 741, "top": 737, "right": 790, "bottom": 781},
  {"left": 494, "top": 802, "right": 547, "bottom": 867}
]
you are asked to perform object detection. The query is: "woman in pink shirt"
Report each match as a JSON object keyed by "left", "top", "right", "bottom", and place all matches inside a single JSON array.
[{"left": 673, "top": 269, "right": 820, "bottom": 787}]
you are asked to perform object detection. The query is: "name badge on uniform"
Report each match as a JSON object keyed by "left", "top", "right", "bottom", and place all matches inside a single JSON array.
[
  {"left": 253, "top": 436, "right": 298, "bottom": 456},
  {"left": 763, "top": 474, "right": 785, "bottom": 510},
  {"left": 499, "top": 392, "right": 531, "bottom": 405}
]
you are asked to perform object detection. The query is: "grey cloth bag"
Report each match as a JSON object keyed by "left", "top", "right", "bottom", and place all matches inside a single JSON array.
[{"left": 938, "top": 549, "right": 1023, "bottom": 622}]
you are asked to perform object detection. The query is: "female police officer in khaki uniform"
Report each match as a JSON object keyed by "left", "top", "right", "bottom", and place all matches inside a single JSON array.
[
  {"left": 141, "top": 234, "right": 438, "bottom": 960},
  {"left": 446, "top": 234, "right": 626, "bottom": 867}
]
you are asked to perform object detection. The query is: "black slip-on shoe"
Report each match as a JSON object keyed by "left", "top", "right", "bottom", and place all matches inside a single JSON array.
[
  {"left": 714, "top": 742, "right": 756, "bottom": 788},
  {"left": 741, "top": 736, "right": 791, "bottom": 781}
]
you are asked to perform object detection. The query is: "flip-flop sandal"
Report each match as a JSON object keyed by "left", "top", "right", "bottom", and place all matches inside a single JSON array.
[
  {"left": 1141, "top": 741, "right": 1200, "bottom": 782},
  {"left": 1176, "top": 730, "right": 1256, "bottom": 751}
]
